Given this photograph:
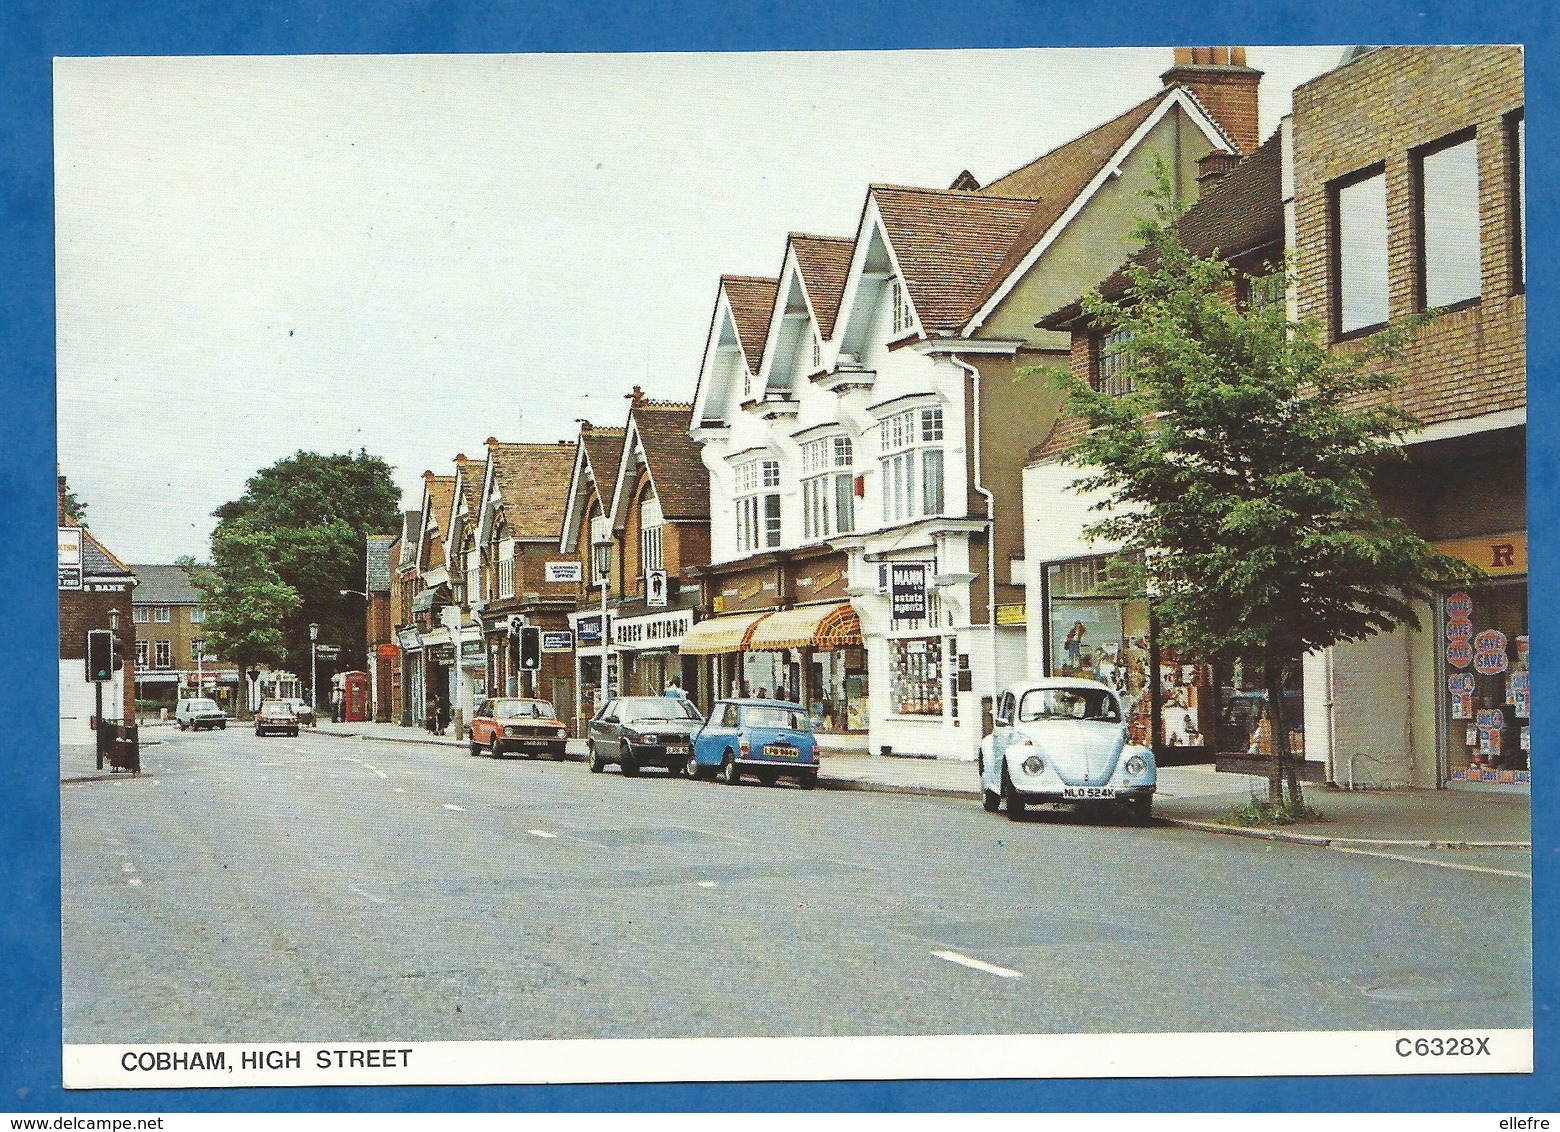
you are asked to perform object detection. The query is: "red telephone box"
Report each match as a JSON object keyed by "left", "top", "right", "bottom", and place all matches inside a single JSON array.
[{"left": 342, "top": 671, "right": 370, "bottom": 722}]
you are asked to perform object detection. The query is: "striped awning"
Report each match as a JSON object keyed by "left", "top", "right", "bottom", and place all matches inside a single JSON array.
[
  {"left": 678, "top": 610, "right": 773, "bottom": 655},
  {"left": 748, "top": 602, "right": 860, "bottom": 651}
]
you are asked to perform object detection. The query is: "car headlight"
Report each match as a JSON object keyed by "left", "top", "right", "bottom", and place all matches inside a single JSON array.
[
  {"left": 1022, "top": 755, "right": 1045, "bottom": 776},
  {"left": 642, "top": 734, "right": 659, "bottom": 745},
  {"left": 1125, "top": 754, "right": 1147, "bottom": 776}
]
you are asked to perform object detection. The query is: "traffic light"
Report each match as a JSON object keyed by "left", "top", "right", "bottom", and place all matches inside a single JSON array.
[
  {"left": 519, "top": 626, "right": 542, "bottom": 671},
  {"left": 85, "top": 629, "right": 113, "bottom": 682}
]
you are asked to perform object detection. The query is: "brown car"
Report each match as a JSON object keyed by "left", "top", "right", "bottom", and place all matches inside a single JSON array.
[{"left": 469, "top": 698, "right": 569, "bottom": 759}]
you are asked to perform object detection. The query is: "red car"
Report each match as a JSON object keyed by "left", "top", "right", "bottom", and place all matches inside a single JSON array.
[
  {"left": 469, "top": 698, "right": 569, "bottom": 759},
  {"left": 254, "top": 699, "right": 300, "bottom": 738}
]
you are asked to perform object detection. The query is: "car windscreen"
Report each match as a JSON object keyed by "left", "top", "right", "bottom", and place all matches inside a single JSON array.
[
  {"left": 185, "top": 700, "right": 218, "bottom": 712},
  {"left": 494, "top": 701, "right": 556, "bottom": 719},
  {"left": 1018, "top": 687, "right": 1120, "bottom": 723},
  {"left": 259, "top": 703, "right": 292, "bottom": 715},
  {"left": 619, "top": 698, "right": 702, "bottom": 723},
  {"left": 741, "top": 705, "right": 810, "bottom": 732}
]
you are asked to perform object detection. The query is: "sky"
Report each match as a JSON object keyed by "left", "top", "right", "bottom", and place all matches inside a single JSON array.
[{"left": 55, "top": 46, "right": 1343, "bottom": 564}]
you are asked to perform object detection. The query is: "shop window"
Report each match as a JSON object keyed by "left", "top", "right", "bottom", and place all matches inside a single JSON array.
[
  {"left": 1331, "top": 165, "right": 1390, "bottom": 338},
  {"left": 889, "top": 636, "right": 943, "bottom": 716},
  {"left": 735, "top": 459, "right": 781, "bottom": 554},
  {"left": 133, "top": 607, "right": 149, "bottom": 623},
  {"left": 802, "top": 436, "right": 854, "bottom": 539},
  {"left": 1047, "top": 557, "right": 1153, "bottom": 747},
  {"left": 1508, "top": 110, "right": 1525, "bottom": 294},
  {"left": 1094, "top": 328, "right": 1136, "bottom": 397},
  {"left": 879, "top": 408, "right": 944, "bottom": 524},
  {"left": 155, "top": 606, "right": 172, "bottom": 623},
  {"left": 640, "top": 494, "right": 664, "bottom": 573},
  {"left": 1414, "top": 130, "right": 1482, "bottom": 311},
  {"left": 155, "top": 640, "right": 171, "bottom": 669},
  {"left": 1441, "top": 581, "right": 1529, "bottom": 786}
]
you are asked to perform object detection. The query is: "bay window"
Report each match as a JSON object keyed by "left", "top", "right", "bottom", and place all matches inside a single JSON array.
[
  {"left": 880, "top": 407, "right": 944, "bottom": 524},
  {"left": 802, "top": 436, "right": 855, "bottom": 540},
  {"left": 735, "top": 459, "right": 781, "bottom": 554}
]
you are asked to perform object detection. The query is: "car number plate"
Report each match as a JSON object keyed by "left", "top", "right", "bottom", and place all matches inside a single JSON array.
[
  {"left": 1063, "top": 786, "right": 1116, "bottom": 799},
  {"left": 519, "top": 738, "right": 550, "bottom": 745},
  {"left": 763, "top": 744, "right": 799, "bottom": 759},
  {"left": 667, "top": 745, "right": 690, "bottom": 754}
]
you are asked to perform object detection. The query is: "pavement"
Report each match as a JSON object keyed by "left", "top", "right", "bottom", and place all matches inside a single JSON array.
[{"left": 65, "top": 716, "right": 1531, "bottom": 850}]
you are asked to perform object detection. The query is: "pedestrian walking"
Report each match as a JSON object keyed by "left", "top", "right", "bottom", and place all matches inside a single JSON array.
[
  {"left": 426, "top": 692, "right": 442, "bottom": 734},
  {"left": 331, "top": 687, "right": 344, "bottom": 724},
  {"left": 664, "top": 676, "right": 688, "bottom": 700}
]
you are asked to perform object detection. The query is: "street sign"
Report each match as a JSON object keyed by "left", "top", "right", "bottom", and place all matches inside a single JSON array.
[
  {"left": 646, "top": 569, "right": 668, "bottom": 608},
  {"left": 315, "top": 645, "right": 341, "bottom": 658},
  {"left": 58, "top": 528, "right": 83, "bottom": 590},
  {"left": 541, "top": 630, "right": 575, "bottom": 653}
]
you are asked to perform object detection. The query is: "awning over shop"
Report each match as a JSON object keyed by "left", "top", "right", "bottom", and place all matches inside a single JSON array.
[
  {"left": 678, "top": 610, "right": 772, "bottom": 655},
  {"left": 748, "top": 602, "right": 861, "bottom": 651}
]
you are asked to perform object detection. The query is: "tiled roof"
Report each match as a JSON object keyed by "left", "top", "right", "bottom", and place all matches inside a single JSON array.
[
  {"left": 722, "top": 275, "right": 779, "bottom": 371},
  {"left": 870, "top": 186, "right": 1039, "bottom": 332},
  {"left": 631, "top": 402, "right": 708, "bottom": 522},
  {"left": 453, "top": 456, "right": 483, "bottom": 521},
  {"left": 365, "top": 535, "right": 397, "bottom": 591},
  {"left": 789, "top": 234, "right": 855, "bottom": 340},
  {"left": 423, "top": 475, "right": 456, "bottom": 569},
  {"left": 128, "top": 564, "right": 196, "bottom": 603},
  {"left": 396, "top": 510, "right": 420, "bottom": 570},
  {"left": 79, "top": 530, "right": 132, "bottom": 579},
  {"left": 968, "top": 89, "right": 1174, "bottom": 314},
  {"left": 1039, "top": 128, "right": 1284, "bottom": 329},
  {"left": 579, "top": 426, "right": 626, "bottom": 496},
  {"left": 488, "top": 441, "right": 577, "bottom": 540}
]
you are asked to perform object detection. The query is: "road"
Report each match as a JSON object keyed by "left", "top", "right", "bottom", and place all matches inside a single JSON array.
[{"left": 62, "top": 725, "right": 1531, "bottom": 1044}]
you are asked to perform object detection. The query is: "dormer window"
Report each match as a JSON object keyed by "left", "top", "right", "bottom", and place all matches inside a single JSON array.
[
  {"left": 890, "top": 277, "right": 914, "bottom": 335},
  {"left": 735, "top": 459, "right": 781, "bottom": 554}
]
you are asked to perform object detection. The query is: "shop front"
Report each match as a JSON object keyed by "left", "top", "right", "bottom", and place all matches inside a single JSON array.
[
  {"left": 456, "top": 634, "right": 487, "bottom": 719},
  {"left": 611, "top": 607, "right": 701, "bottom": 703},
  {"left": 1042, "top": 553, "right": 1306, "bottom": 767},
  {"left": 397, "top": 626, "right": 423, "bottom": 727},
  {"left": 1435, "top": 533, "right": 1528, "bottom": 791},
  {"left": 569, "top": 611, "right": 617, "bottom": 736}
]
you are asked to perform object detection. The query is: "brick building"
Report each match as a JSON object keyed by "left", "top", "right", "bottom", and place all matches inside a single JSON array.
[
  {"left": 391, "top": 508, "right": 421, "bottom": 725},
  {"left": 128, "top": 564, "right": 240, "bottom": 712},
  {"left": 58, "top": 482, "right": 137, "bottom": 736},
  {"left": 364, "top": 534, "right": 398, "bottom": 721}
]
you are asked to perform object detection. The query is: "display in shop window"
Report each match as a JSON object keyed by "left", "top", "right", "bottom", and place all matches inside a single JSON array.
[{"left": 890, "top": 636, "right": 942, "bottom": 716}]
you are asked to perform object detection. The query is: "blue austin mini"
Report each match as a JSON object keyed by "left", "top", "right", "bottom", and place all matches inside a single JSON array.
[
  {"left": 978, "top": 678, "right": 1156, "bottom": 824},
  {"left": 689, "top": 698, "right": 820, "bottom": 788}
]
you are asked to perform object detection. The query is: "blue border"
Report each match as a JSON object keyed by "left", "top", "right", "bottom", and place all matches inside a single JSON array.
[{"left": 4, "top": 0, "right": 1552, "bottom": 1113}]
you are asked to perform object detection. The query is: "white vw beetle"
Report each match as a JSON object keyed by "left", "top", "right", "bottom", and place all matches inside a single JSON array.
[{"left": 978, "top": 677, "right": 1155, "bottom": 824}]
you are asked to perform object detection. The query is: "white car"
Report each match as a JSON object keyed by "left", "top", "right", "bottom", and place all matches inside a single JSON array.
[
  {"left": 978, "top": 677, "right": 1155, "bottom": 824},
  {"left": 174, "top": 697, "right": 227, "bottom": 732}
]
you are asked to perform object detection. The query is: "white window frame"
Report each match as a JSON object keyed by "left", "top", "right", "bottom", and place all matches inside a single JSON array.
[
  {"left": 801, "top": 436, "right": 855, "bottom": 540},
  {"left": 155, "top": 606, "right": 171, "bottom": 623},
  {"left": 190, "top": 606, "right": 205, "bottom": 624},
  {"left": 879, "top": 407, "right": 945, "bottom": 524},
  {"left": 465, "top": 548, "right": 482, "bottom": 606},
  {"left": 735, "top": 458, "right": 782, "bottom": 554},
  {"left": 133, "top": 606, "right": 149, "bottom": 624},
  {"left": 497, "top": 549, "right": 515, "bottom": 599},
  {"left": 640, "top": 494, "right": 664, "bottom": 574},
  {"left": 155, "top": 640, "right": 171, "bottom": 669},
  {"left": 135, "top": 639, "right": 149, "bottom": 667}
]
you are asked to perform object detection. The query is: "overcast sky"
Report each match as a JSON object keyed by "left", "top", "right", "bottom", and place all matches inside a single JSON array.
[{"left": 55, "top": 46, "right": 1342, "bottom": 563}]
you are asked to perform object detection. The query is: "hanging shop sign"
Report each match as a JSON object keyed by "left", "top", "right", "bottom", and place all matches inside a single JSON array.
[
  {"left": 541, "top": 630, "right": 575, "bottom": 653},
  {"left": 377, "top": 644, "right": 400, "bottom": 659},
  {"left": 460, "top": 638, "right": 485, "bottom": 660},
  {"left": 646, "top": 569, "right": 669, "bottom": 609},
  {"left": 890, "top": 563, "right": 928, "bottom": 621},
  {"left": 58, "top": 527, "right": 83, "bottom": 590},
  {"left": 427, "top": 643, "right": 456, "bottom": 664},
  {"left": 576, "top": 614, "right": 607, "bottom": 645},
  {"left": 397, "top": 628, "right": 422, "bottom": 651},
  {"left": 546, "top": 561, "right": 583, "bottom": 584}
]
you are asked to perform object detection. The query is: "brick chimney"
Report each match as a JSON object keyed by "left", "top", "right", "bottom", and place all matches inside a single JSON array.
[{"left": 1162, "top": 47, "right": 1263, "bottom": 156}]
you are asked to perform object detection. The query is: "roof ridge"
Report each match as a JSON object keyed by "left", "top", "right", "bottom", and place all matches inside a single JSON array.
[
  {"left": 980, "top": 87, "right": 1169, "bottom": 192},
  {"left": 871, "top": 182, "right": 1040, "bottom": 205},
  {"left": 721, "top": 273, "right": 779, "bottom": 285},
  {"left": 789, "top": 231, "right": 854, "bottom": 244}
]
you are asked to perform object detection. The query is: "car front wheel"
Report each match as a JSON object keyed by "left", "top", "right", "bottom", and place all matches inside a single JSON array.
[
  {"left": 491, "top": 737, "right": 503, "bottom": 759},
  {"left": 588, "top": 742, "right": 605, "bottom": 773},
  {"left": 720, "top": 753, "right": 740, "bottom": 785},
  {"left": 620, "top": 748, "right": 640, "bottom": 777},
  {"left": 685, "top": 753, "right": 703, "bottom": 780},
  {"left": 1003, "top": 769, "right": 1026, "bottom": 821}
]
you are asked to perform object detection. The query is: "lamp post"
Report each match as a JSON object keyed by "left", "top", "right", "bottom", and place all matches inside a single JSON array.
[{"left": 309, "top": 622, "right": 319, "bottom": 717}]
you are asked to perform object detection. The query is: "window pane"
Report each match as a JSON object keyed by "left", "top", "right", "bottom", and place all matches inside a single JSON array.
[
  {"left": 1421, "top": 138, "right": 1482, "bottom": 308},
  {"left": 835, "top": 473, "right": 855, "bottom": 534},
  {"left": 1337, "top": 172, "right": 1389, "bottom": 333},
  {"left": 922, "top": 448, "right": 944, "bottom": 515},
  {"left": 763, "top": 493, "right": 781, "bottom": 547}
]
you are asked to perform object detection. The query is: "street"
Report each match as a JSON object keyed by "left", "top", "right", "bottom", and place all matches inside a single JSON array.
[{"left": 62, "top": 726, "right": 1531, "bottom": 1045}]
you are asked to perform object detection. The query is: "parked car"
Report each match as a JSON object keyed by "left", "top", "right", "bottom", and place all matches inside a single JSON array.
[
  {"left": 174, "top": 697, "right": 227, "bottom": 731},
  {"left": 254, "top": 699, "right": 300, "bottom": 737},
  {"left": 587, "top": 695, "right": 705, "bottom": 775},
  {"left": 689, "top": 698, "right": 819, "bottom": 788},
  {"left": 978, "top": 677, "right": 1155, "bottom": 823},
  {"left": 283, "top": 698, "right": 317, "bottom": 726},
  {"left": 469, "top": 698, "right": 569, "bottom": 759}
]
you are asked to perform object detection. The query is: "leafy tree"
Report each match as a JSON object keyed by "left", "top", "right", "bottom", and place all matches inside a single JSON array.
[
  {"left": 60, "top": 475, "right": 88, "bottom": 526},
  {"left": 193, "top": 450, "right": 401, "bottom": 688},
  {"left": 1051, "top": 179, "right": 1472, "bottom": 810},
  {"left": 179, "top": 528, "right": 300, "bottom": 712}
]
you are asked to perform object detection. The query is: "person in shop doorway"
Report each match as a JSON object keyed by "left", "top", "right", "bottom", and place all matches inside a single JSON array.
[
  {"left": 664, "top": 676, "right": 688, "bottom": 701},
  {"left": 426, "top": 692, "right": 443, "bottom": 735},
  {"left": 754, "top": 687, "right": 768, "bottom": 700},
  {"left": 1064, "top": 621, "right": 1087, "bottom": 669}
]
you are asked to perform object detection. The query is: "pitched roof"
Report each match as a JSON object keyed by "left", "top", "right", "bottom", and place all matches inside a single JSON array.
[
  {"left": 789, "top": 234, "right": 855, "bottom": 339},
  {"left": 487, "top": 441, "right": 578, "bottom": 540},
  {"left": 365, "top": 535, "right": 397, "bottom": 591},
  {"left": 396, "top": 510, "right": 421, "bottom": 570},
  {"left": 579, "top": 426, "right": 626, "bottom": 495},
  {"left": 968, "top": 89, "right": 1175, "bottom": 313},
  {"left": 129, "top": 564, "right": 195, "bottom": 603},
  {"left": 870, "top": 185, "right": 1039, "bottom": 332},
  {"left": 722, "top": 275, "right": 779, "bottom": 370},
  {"left": 1038, "top": 128, "right": 1284, "bottom": 329},
  {"left": 630, "top": 401, "right": 709, "bottom": 522},
  {"left": 422, "top": 475, "right": 456, "bottom": 569},
  {"left": 453, "top": 455, "right": 483, "bottom": 520}
]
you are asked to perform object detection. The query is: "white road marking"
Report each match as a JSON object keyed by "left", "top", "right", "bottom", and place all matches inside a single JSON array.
[
  {"left": 442, "top": 804, "right": 466, "bottom": 812},
  {"left": 362, "top": 764, "right": 389, "bottom": 779},
  {"left": 350, "top": 886, "right": 388, "bottom": 905},
  {"left": 126, "top": 877, "right": 143, "bottom": 888},
  {"left": 394, "top": 788, "right": 406, "bottom": 794},
  {"left": 696, "top": 880, "right": 717, "bottom": 888},
  {"left": 120, "top": 862, "right": 136, "bottom": 874},
  {"left": 527, "top": 830, "right": 557, "bottom": 839},
  {"left": 1331, "top": 844, "right": 1531, "bottom": 879},
  {"left": 932, "top": 950, "right": 1023, "bottom": 979}
]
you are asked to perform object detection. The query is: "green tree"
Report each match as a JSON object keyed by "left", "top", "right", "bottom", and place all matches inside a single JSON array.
[
  {"left": 194, "top": 450, "right": 401, "bottom": 687},
  {"left": 1052, "top": 180, "right": 1471, "bottom": 810},
  {"left": 60, "top": 475, "right": 88, "bottom": 526}
]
